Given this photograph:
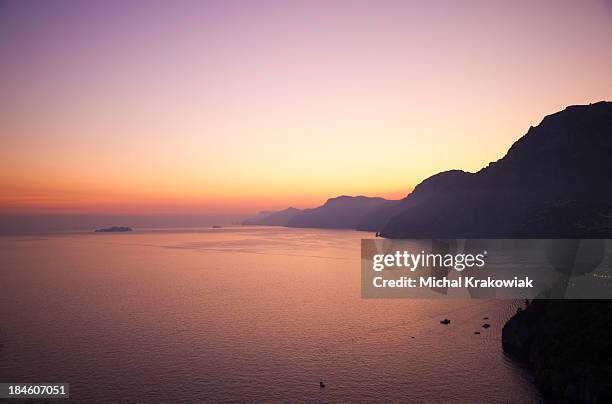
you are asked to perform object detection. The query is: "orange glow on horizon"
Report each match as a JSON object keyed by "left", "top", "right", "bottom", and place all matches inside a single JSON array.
[
  {"left": 2, "top": 1, "right": 612, "bottom": 215},
  {"left": 0, "top": 175, "right": 414, "bottom": 214}
]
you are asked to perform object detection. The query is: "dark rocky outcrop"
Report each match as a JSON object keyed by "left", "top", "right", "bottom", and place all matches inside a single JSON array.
[{"left": 502, "top": 300, "right": 612, "bottom": 403}]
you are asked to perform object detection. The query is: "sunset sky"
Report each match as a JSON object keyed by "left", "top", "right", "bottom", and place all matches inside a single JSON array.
[{"left": 1, "top": 0, "right": 612, "bottom": 215}]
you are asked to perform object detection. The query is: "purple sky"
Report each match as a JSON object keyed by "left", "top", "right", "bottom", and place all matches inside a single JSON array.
[{"left": 1, "top": 0, "right": 611, "bottom": 213}]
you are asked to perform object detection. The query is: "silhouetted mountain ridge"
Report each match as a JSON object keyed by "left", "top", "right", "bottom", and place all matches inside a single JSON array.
[
  {"left": 243, "top": 102, "right": 612, "bottom": 238},
  {"left": 288, "top": 195, "right": 397, "bottom": 229},
  {"left": 381, "top": 101, "right": 612, "bottom": 238},
  {"left": 242, "top": 196, "right": 398, "bottom": 229}
]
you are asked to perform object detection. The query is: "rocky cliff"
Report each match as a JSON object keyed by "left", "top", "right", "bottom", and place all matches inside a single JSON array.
[{"left": 502, "top": 300, "right": 612, "bottom": 403}]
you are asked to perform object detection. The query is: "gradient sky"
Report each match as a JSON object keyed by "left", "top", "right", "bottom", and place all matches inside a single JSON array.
[{"left": 1, "top": 0, "right": 611, "bottom": 214}]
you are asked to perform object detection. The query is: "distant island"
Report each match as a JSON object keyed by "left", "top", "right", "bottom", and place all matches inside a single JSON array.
[{"left": 94, "top": 226, "right": 133, "bottom": 233}]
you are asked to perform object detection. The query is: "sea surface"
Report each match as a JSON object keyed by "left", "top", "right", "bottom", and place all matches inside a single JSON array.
[{"left": 0, "top": 227, "right": 541, "bottom": 403}]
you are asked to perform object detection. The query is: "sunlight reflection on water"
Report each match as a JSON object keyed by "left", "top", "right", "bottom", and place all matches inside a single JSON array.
[{"left": 0, "top": 227, "right": 540, "bottom": 403}]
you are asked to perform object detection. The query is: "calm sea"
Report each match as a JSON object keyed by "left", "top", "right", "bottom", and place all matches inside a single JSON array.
[{"left": 0, "top": 227, "right": 541, "bottom": 403}]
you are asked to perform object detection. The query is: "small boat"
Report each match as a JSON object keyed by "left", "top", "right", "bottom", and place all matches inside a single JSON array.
[
  {"left": 440, "top": 319, "right": 451, "bottom": 325},
  {"left": 320, "top": 378, "right": 326, "bottom": 388}
]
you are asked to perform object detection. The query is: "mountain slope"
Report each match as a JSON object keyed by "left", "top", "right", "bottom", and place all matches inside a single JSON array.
[
  {"left": 286, "top": 195, "right": 397, "bottom": 229},
  {"left": 243, "top": 196, "right": 398, "bottom": 230},
  {"left": 502, "top": 299, "right": 612, "bottom": 403},
  {"left": 242, "top": 207, "right": 301, "bottom": 226},
  {"left": 381, "top": 101, "right": 612, "bottom": 238}
]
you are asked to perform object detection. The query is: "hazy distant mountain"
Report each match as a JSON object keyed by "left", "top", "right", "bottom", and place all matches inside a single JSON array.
[
  {"left": 242, "top": 210, "right": 272, "bottom": 225},
  {"left": 287, "top": 195, "right": 396, "bottom": 229},
  {"left": 243, "top": 196, "right": 398, "bottom": 230},
  {"left": 242, "top": 207, "right": 301, "bottom": 226},
  {"left": 381, "top": 101, "right": 612, "bottom": 238}
]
